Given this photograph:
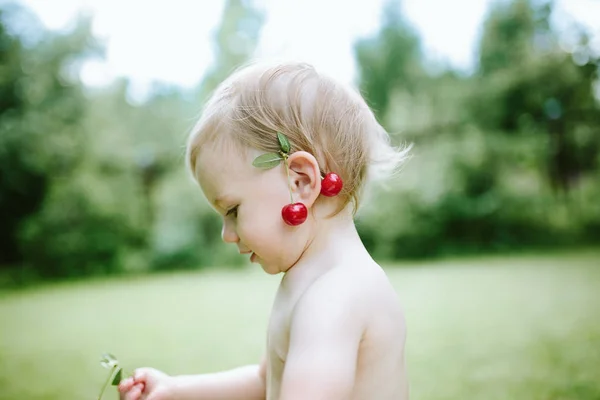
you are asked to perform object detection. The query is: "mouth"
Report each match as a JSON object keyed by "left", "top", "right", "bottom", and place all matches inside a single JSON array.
[{"left": 240, "top": 251, "right": 256, "bottom": 263}]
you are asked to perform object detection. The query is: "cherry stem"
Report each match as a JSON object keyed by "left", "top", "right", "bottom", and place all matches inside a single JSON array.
[{"left": 283, "top": 154, "right": 294, "bottom": 204}]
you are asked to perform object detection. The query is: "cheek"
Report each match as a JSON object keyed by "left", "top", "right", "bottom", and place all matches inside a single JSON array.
[
  {"left": 245, "top": 177, "right": 290, "bottom": 228},
  {"left": 239, "top": 199, "right": 285, "bottom": 240},
  {"left": 237, "top": 172, "right": 301, "bottom": 252},
  {"left": 236, "top": 201, "right": 288, "bottom": 259},
  {"left": 239, "top": 207, "right": 310, "bottom": 266}
]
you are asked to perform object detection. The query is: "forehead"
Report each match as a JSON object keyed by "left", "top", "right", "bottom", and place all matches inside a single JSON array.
[{"left": 194, "top": 141, "right": 256, "bottom": 202}]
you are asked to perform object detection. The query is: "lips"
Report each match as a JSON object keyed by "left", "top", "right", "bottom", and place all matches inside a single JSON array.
[{"left": 239, "top": 250, "right": 256, "bottom": 262}]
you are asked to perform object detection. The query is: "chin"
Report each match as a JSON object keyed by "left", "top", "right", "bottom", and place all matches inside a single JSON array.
[{"left": 258, "top": 261, "right": 282, "bottom": 275}]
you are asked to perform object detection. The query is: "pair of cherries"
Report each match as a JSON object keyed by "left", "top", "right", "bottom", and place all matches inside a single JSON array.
[
  {"left": 281, "top": 172, "right": 343, "bottom": 226},
  {"left": 252, "top": 132, "right": 343, "bottom": 226}
]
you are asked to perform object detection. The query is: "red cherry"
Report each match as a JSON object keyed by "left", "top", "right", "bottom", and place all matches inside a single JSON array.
[
  {"left": 320, "top": 172, "right": 343, "bottom": 197},
  {"left": 281, "top": 202, "right": 308, "bottom": 226}
]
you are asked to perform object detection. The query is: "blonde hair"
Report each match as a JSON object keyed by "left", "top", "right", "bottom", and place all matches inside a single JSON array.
[{"left": 186, "top": 60, "right": 410, "bottom": 215}]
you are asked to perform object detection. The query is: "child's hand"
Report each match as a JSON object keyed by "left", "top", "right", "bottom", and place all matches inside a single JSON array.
[{"left": 118, "top": 367, "right": 173, "bottom": 400}]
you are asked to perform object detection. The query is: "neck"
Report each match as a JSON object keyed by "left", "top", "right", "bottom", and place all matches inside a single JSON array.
[{"left": 281, "top": 208, "right": 370, "bottom": 288}]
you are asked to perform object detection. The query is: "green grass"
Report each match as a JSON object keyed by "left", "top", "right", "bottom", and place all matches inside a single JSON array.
[{"left": 0, "top": 250, "right": 599, "bottom": 400}]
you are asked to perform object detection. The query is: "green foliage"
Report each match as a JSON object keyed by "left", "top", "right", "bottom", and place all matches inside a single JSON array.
[
  {"left": 478, "top": 0, "right": 542, "bottom": 74},
  {"left": 354, "top": 0, "right": 423, "bottom": 119},
  {"left": 1, "top": 0, "right": 599, "bottom": 284},
  {"left": 17, "top": 180, "right": 137, "bottom": 280},
  {"left": 0, "top": 0, "right": 264, "bottom": 284},
  {"left": 0, "top": 8, "right": 43, "bottom": 265},
  {"left": 0, "top": 5, "right": 103, "bottom": 270},
  {"left": 197, "top": 0, "right": 265, "bottom": 101},
  {"left": 354, "top": 0, "right": 600, "bottom": 259}
]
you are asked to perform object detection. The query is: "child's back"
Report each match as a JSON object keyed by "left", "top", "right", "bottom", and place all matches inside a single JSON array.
[{"left": 118, "top": 61, "right": 411, "bottom": 400}]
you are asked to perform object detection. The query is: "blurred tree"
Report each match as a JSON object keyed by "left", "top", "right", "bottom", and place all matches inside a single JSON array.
[
  {"left": 0, "top": 0, "right": 267, "bottom": 283},
  {"left": 0, "top": 7, "right": 35, "bottom": 265},
  {"left": 197, "top": 0, "right": 265, "bottom": 101},
  {"left": 0, "top": 5, "right": 102, "bottom": 271},
  {"left": 0, "top": 4, "right": 147, "bottom": 281},
  {"left": 353, "top": 0, "right": 600, "bottom": 260},
  {"left": 2, "top": 0, "right": 597, "bottom": 283},
  {"left": 478, "top": 0, "right": 540, "bottom": 75},
  {"left": 78, "top": 79, "right": 203, "bottom": 273},
  {"left": 471, "top": 0, "right": 600, "bottom": 193},
  {"left": 354, "top": 0, "right": 423, "bottom": 121}
]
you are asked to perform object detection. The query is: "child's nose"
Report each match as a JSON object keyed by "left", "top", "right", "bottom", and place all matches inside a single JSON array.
[{"left": 221, "top": 220, "right": 239, "bottom": 243}]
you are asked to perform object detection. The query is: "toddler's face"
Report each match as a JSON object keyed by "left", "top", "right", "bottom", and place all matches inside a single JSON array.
[{"left": 194, "top": 142, "right": 313, "bottom": 274}]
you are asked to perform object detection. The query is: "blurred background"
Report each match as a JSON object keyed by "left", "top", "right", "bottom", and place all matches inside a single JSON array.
[{"left": 0, "top": 0, "right": 599, "bottom": 399}]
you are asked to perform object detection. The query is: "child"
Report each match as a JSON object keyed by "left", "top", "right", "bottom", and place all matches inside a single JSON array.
[{"left": 118, "top": 60, "right": 411, "bottom": 400}]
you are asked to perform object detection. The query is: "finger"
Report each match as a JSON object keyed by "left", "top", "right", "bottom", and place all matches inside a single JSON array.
[
  {"left": 133, "top": 368, "right": 152, "bottom": 383},
  {"left": 125, "top": 383, "right": 144, "bottom": 400},
  {"left": 118, "top": 378, "right": 133, "bottom": 400},
  {"left": 118, "top": 377, "right": 135, "bottom": 393}
]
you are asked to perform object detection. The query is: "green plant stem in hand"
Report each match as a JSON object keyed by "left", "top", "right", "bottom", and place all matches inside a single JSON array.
[
  {"left": 98, "top": 353, "right": 124, "bottom": 400},
  {"left": 97, "top": 365, "right": 119, "bottom": 400}
]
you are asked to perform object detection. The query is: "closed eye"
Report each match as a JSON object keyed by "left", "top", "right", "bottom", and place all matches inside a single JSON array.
[{"left": 226, "top": 205, "right": 239, "bottom": 218}]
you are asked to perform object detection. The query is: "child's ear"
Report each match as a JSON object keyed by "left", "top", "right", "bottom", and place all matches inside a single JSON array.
[{"left": 287, "top": 151, "right": 321, "bottom": 207}]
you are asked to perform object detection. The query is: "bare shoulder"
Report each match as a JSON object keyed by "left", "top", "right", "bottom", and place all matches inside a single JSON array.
[
  {"left": 289, "top": 266, "right": 366, "bottom": 334},
  {"left": 292, "top": 260, "right": 403, "bottom": 333},
  {"left": 278, "top": 263, "right": 379, "bottom": 399},
  {"left": 316, "top": 260, "right": 408, "bottom": 344},
  {"left": 279, "top": 261, "right": 408, "bottom": 399}
]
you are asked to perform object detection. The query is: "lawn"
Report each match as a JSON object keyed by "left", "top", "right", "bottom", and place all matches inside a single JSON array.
[{"left": 0, "top": 250, "right": 599, "bottom": 400}]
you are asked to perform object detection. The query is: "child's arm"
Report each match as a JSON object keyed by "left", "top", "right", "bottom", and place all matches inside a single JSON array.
[
  {"left": 123, "top": 356, "right": 267, "bottom": 400},
  {"left": 168, "top": 358, "right": 266, "bottom": 400},
  {"left": 278, "top": 281, "right": 365, "bottom": 400}
]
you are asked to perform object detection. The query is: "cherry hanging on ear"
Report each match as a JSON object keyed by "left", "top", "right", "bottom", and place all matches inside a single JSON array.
[
  {"left": 320, "top": 172, "right": 343, "bottom": 197},
  {"left": 282, "top": 203, "right": 308, "bottom": 226},
  {"left": 278, "top": 133, "right": 308, "bottom": 225},
  {"left": 251, "top": 132, "right": 311, "bottom": 226}
]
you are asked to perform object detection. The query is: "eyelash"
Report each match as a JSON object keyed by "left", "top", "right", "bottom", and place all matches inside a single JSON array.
[{"left": 226, "top": 206, "right": 238, "bottom": 218}]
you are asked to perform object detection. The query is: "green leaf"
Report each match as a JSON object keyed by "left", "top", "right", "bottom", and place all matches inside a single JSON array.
[
  {"left": 277, "top": 132, "right": 290, "bottom": 153},
  {"left": 252, "top": 152, "right": 283, "bottom": 169},
  {"left": 111, "top": 368, "right": 123, "bottom": 385}
]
